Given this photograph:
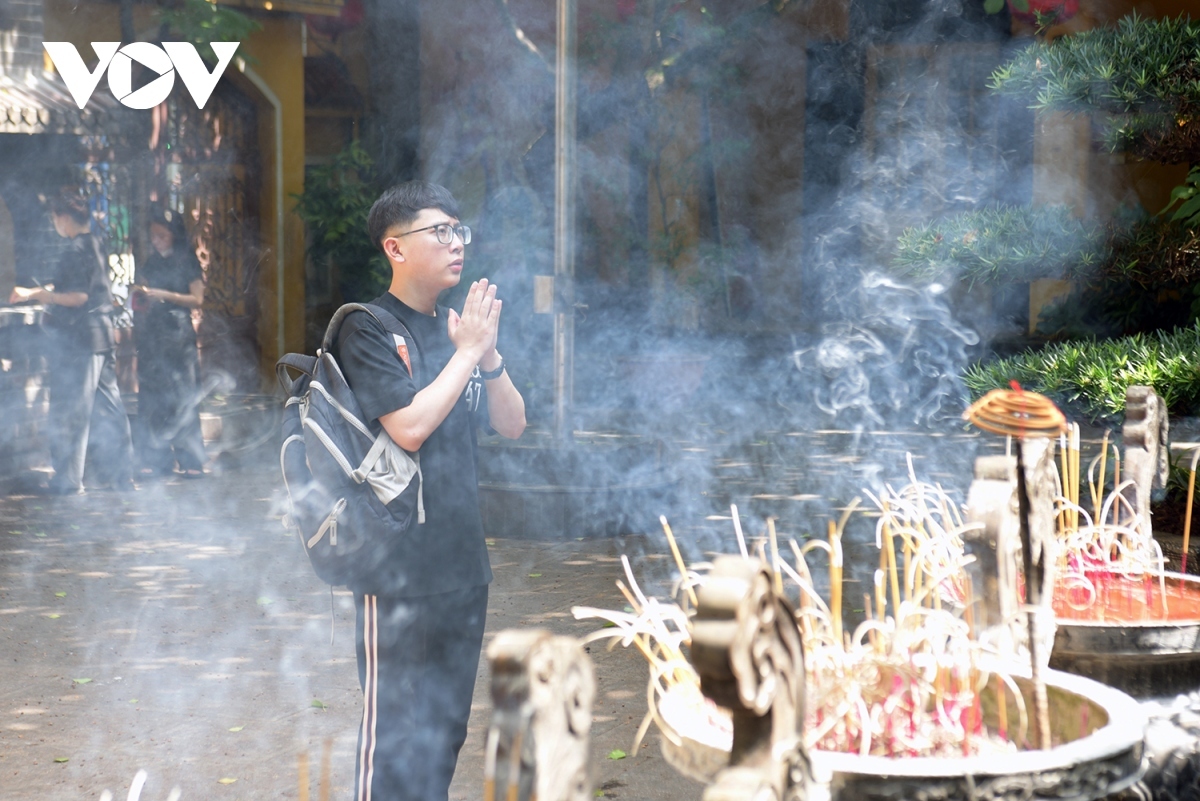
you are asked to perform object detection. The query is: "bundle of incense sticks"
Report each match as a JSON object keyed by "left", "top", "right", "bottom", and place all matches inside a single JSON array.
[
  {"left": 1051, "top": 427, "right": 1173, "bottom": 618},
  {"left": 1055, "top": 478, "right": 1168, "bottom": 617},
  {"left": 1059, "top": 423, "right": 1081, "bottom": 534},
  {"left": 1174, "top": 443, "right": 1200, "bottom": 574},
  {"left": 572, "top": 551, "right": 721, "bottom": 756},
  {"left": 574, "top": 465, "right": 1033, "bottom": 759}
]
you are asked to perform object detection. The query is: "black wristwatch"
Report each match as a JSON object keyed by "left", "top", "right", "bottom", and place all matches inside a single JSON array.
[{"left": 479, "top": 359, "right": 505, "bottom": 380}]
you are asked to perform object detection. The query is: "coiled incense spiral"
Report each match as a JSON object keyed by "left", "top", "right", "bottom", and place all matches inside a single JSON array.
[{"left": 963, "top": 386, "right": 1067, "bottom": 440}]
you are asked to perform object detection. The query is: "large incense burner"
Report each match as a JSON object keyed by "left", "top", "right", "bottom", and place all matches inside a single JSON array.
[
  {"left": 957, "top": 384, "right": 1200, "bottom": 696},
  {"left": 566, "top": 388, "right": 1167, "bottom": 800},
  {"left": 1046, "top": 388, "right": 1200, "bottom": 695},
  {"left": 1040, "top": 386, "right": 1200, "bottom": 696},
  {"left": 648, "top": 557, "right": 1145, "bottom": 801},
  {"left": 575, "top": 491, "right": 1146, "bottom": 801}
]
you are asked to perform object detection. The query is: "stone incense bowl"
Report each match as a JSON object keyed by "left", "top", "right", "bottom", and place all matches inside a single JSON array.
[
  {"left": 1052, "top": 571, "right": 1200, "bottom": 697},
  {"left": 659, "top": 667, "right": 1145, "bottom": 801}
]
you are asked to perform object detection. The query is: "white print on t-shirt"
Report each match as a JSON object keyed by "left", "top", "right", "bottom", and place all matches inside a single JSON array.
[{"left": 465, "top": 368, "right": 483, "bottom": 413}]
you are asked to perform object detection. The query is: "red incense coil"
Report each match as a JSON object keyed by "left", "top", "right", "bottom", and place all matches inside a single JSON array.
[{"left": 962, "top": 386, "right": 1067, "bottom": 440}]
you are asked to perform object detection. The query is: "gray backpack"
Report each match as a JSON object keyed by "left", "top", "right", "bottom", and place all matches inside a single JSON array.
[{"left": 276, "top": 303, "right": 424, "bottom": 594}]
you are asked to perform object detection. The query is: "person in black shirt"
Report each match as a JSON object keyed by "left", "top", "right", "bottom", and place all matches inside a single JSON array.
[
  {"left": 131, "top": 209, "right": 207, "bottom": 477},
  {"left": 332, "top": 182, "right": 525, "bottom": 801},
  {"left": 9, "top": 189, "right": 133, "bottom": 494}
]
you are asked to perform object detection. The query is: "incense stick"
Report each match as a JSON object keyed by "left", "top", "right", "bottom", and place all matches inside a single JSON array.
[
  {"left": 731, "top": 503, "right": 749, "bottom": 559},
  {"left": 1060, "top": 431, "right": 1070, "bottom": 535},
  {"left": 874, "top": 569, "right": 886, "bottom": 626},
  {"left": 581, "top": 462, "right": 1040, "bottom": 760},
  {"left": 768, "top": 517, "right": 784, "bottom": 596},
  {"left": 1073, "top": 423, "right": 1081, "bottom": 532},
  {"left": 1183, "top": 446, "right": 1200, "bottom": 574},
  {"left": 963, "top": 387, "right": 1064, "bottom": 751},
  {"left": 319, "top": 738, "right": 332, "bottom": 801},
  {"left": 828, "top": 520, "right": 843, "bottom": 648},
  {"left": 1095, "top": 430, "right": 1110, "bottom": 525},
  {"left": 298, "top": 752, "right": 310, "bottom": 801},
  {"left": 1015, "top": 440, "right": 1052, "bottom": 750},
  {"left": 660, "top": 516, "right": 698, "bottom": 608}
]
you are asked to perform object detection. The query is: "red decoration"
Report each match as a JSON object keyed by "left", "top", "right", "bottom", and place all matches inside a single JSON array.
[
  {"left": 1007, "top": 0, "right": 1079, "bottom": 24},
  {"left": 617, "top": 0, "right": 637, "bottom": 21},
  {"left": 306, "top": 0, "right": 365, "bottom": 40}
]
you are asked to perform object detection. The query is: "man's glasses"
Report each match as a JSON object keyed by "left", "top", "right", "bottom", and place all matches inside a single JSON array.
[{"left": 396, "top": 222, "right": 472, "bottom": 246}]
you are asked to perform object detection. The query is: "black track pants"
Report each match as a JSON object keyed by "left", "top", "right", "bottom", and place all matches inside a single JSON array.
[{"left": 353, "top": 583, "right": 488, "bottom": 801}]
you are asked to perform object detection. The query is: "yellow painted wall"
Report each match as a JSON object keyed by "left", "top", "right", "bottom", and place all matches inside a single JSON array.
[
  {"left": 1026, "top": 1, "right": 1194, "bottom": 330},
  {"left": 42, "top": 0, "right": 126, "bottom": 41},
  {"left": 41, "top": 0, "right": 306, "bottom": 386},
  {"left": 239, "top": 15, "right": 307, "bottom": 381}
]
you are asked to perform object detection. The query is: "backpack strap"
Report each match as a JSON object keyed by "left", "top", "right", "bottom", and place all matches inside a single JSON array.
[
  {"left": 315, "top": 301, "right": 422, "bottom": 382},
  {"left": 275, "top": 353, "right": 318, "bottom": 395},
  {"left": 362, "top": 303, "right": 421, "bottom": 383},
  {"left": 277, "top": 303, "right": 379, "bottom": 395},
  {"left": 319, "top": 303, "right": 377, "bottom": 353}
]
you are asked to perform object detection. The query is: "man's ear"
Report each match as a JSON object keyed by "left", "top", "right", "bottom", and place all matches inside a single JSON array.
[{"left": 382, "top": 236, "right": 405, "bottom": 263}]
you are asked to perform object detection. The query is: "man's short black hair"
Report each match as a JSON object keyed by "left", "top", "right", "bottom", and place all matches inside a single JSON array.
[{"left": 367, "top": 181, "right": 460, "bottom": 253}]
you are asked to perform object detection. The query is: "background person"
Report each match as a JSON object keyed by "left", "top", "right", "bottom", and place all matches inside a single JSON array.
[
  {"left": 332, "top": 181, "right": 526, "bottom": 801},
  {"left": 8, "top": 188, "right": 133, "bottom": 494},
  {"left": 130, "top": 209, "right": 207, "bottom": 478}
]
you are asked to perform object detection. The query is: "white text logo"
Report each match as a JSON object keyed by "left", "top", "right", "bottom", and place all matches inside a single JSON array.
[{"left": 42, "top": 42, "right": 240, "bottom": 110}]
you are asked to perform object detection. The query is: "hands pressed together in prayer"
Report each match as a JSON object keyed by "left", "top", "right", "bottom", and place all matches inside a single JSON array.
[{"left": 447, "top": 278, "right": 502, "bottom": 371}]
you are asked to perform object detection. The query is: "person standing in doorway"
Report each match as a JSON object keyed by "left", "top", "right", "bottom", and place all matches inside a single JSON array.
[
  {"left": 9, "top": 188, "right": 134, "bottom": 494},
  {"left": 131, "top": 208, "right": 207, "bottom": 478},
  {"left": 332, "top": 181, "right": 526, "bottom": 801}
]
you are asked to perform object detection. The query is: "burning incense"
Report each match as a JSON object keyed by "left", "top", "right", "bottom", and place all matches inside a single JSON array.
[
  {"left": 731, "top": 503, "right": 749, "bottom": 559},
  {"left": 828, "top": 519, "right": 843, "bottom": 646},
  {"left": 1060, "top": 430, "right": 1070, "bottom": 534},
  {"left": 768, "top": 517, "right": 784, "bottom": 596},
  {"left": 1056, "top": 473, "right": 1170, "bottom": 618},
  {"left": 573, "top": 552, "right": 701, "bottom": 756},
  {"left": 874, "top": 569, "right": 886, "bottom": 626},
  {"left": 1094, "top": 430, "right": 1110, "bottom": 526},
  {"left": 579, "top": 459, "right": 1035, "bottom": 760},
  {"left": 963, "top": 385, "right": 1066, "bottom": 751},
  {"left": 1181, "top": 445, "right": 1200, "bottom": 574},
  {"left": 881, "top": 499, "right": 902, "bottom": 615},
  {"left": 660, "top": 515, "right": 698, "bottom": 608},
  {"left": 1070, "top": 423, "right": 1081, "bottom": 533}
]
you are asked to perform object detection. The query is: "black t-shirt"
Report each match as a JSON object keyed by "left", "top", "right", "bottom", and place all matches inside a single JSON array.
[
  {"left": 332, "top": 292, "right": 492, "bottom": 598},
  {"left": 44, "top": 234, "right": 114, "bottom": 354},
  {"left": 136, "top": 248, "right": 203, "bottom": 338}
]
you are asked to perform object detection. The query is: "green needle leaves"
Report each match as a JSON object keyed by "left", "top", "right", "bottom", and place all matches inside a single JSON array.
[{"left": 965, "top": 323, "right": 1200, "bottom": 419}]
